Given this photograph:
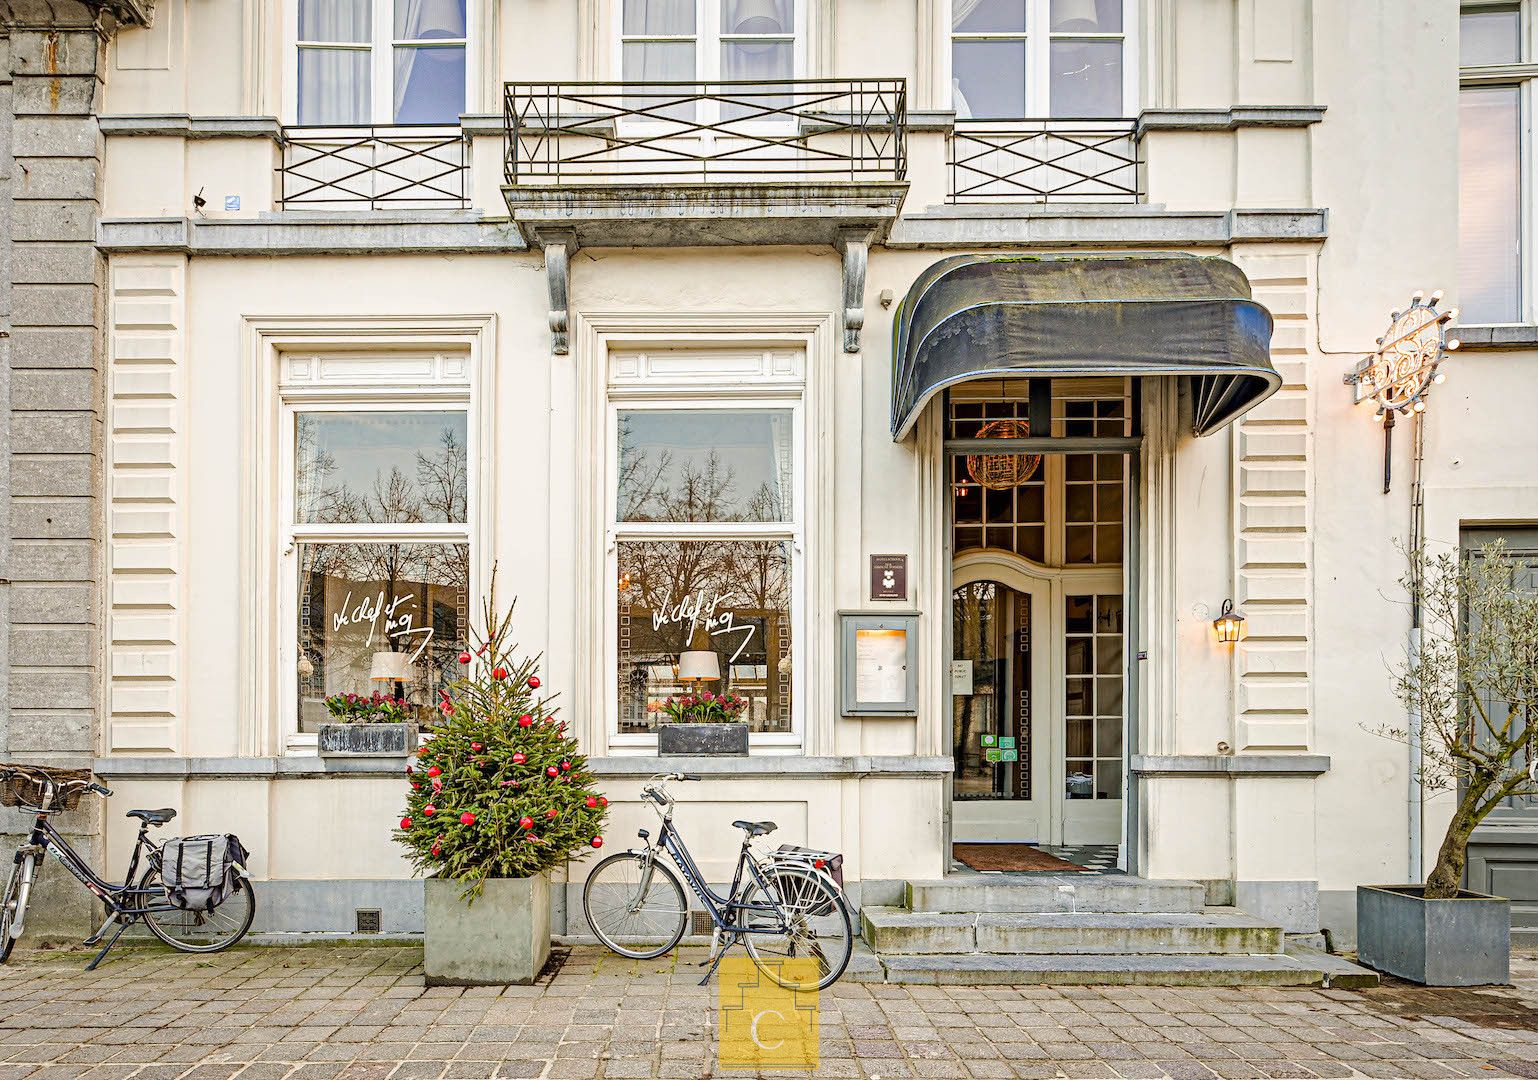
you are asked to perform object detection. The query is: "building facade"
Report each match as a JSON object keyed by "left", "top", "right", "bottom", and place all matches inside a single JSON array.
[{"left": 31, "top": 0, "right": 1532, "bottom": 947}]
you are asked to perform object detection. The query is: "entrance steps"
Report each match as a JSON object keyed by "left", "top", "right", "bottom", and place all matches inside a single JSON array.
[{"left": 853, "top": 874, "right": 1378, "bottom": 988}]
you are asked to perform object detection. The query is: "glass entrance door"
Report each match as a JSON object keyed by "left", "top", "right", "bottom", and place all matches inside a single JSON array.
[{"left": 951, "top": 578, "right": 1048, "bottom": 842}]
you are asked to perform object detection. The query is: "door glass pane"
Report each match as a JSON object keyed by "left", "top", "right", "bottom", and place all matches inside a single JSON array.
[
  {"left": 954, "top": 0, "right": 1027, "bottom": 33},
  {"left": 298, "top": 48, "right": 371, "bottom": 125},
  {"left": 953, "top": 40, "right": 1028, "bottom": 119},
  {"left": 300, "top": 0, "right": 371, "bottom": 41},
  {"left": 1459, "top": 86, "right": 1521, "bottom": 323},
  {"left": 1460, "top": 9, "right": 1521, "bottom": 66},
  {"left": 1051, "top": 0, "right": 1122, "bottom": 33},
  {"left": 624, "top": 0, "right": 696, "bottom": 34},
  {"left": 296, "top": 542, "right": 469, "bottom": 733},
  {"left": 295, "top": 411, "right": 468, "bottom": 524},
  {"left": 617, "top": 539, "right": 792, "bottom": 734},
  {"left": 618, "top": 409, "right": 793, "bottom": 522},
  {"left": 1066, "top": 593, "right": 1123, "bottom": 799},
  {"left": 1049, "top": 38, "right": 1122, "bottom": 117},
  {"left": 393, "top": 46, "right": 466, "bottom": 123},
  {"left": 953, "top": 581, "right": 1030, "bottom": 800}
]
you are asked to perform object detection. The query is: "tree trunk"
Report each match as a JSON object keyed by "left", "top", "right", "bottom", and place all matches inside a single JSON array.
[{"left": 1424, "top": 798, "right": 1479, "bottom": 899}]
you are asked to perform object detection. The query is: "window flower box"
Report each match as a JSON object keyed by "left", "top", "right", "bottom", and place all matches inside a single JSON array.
[
  {"left": 657, "top": 722, "right": 749, "bottom": 757},
  {"left": 318, "top": 722, "right": 419, "bottom": 758}
]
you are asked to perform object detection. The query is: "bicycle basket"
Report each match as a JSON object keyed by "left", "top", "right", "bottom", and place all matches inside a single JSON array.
[{"left": 0, "top": 763, "right": 93, "bottom": 811}]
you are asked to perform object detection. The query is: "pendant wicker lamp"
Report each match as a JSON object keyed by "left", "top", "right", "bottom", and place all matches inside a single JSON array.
[{"left": 966, "top": 417, "right": 1042, "bottom": 490}]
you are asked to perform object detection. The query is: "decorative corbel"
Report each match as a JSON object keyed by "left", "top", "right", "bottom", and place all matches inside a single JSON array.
[
  {"left": 837, "top": 228, "right": 873, "bottom": 354},
  {"left": 540, "top": 229, "right": 578, "bottom": 356}
]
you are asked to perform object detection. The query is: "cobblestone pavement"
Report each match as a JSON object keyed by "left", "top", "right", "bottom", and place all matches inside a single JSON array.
[{"left": 1, "top": 944, "right": 1537, "bottom": 1080}]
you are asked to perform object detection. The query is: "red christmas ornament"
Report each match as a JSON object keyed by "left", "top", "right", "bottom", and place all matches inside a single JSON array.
[
  {"left": 512, "top": 752, "right": 526, "bottom": 765},
  {"left": 492, "top": 666, "right": 509, "bottom": 680},
  {"left": 471, "top": 742, "right": 482, "bottom": 752},
  {"left": 416, "top": 746, "right": 430, "bottom": 758},
  {"left": 546, "top": 766, "right": 559, "bottom": 777},
  {"left": 399, "top": 817, "right": 412, "bottom": 829},
  {"left": 426, "top": 765, "right": 441, "bottom": 778},
  {"left": 546, "top": 808, "right": 558, "bottom": 820},
  {"left": 431, "top": 778, "right": 443, "bottom": 792},
  {"left": 591, "top": 836, "right": 604, "bottom": 848},
  {"left": 423, "top": 804, "right": 437, "bottom": 816},
  {"left": 460, "top": 811, "right": 476, "bottom": 825},
  {"left": 519, "top": 816, "right": 534, "bottom": 830},
  {"left": 599, "top": 796, "right": 608, "bottom": 808},
  {"left": 585, "top": 796, "right": 598, "bottom": 809},
  {"left": 412, "top": 782, "right": 422, "bottom": 790},
  {"left": 518, "top": 714, "right": 533, "bottom": 728},
  {"left": 457, "top": 651, "right": 472, "bottom": 665},
  {"left": 560, "top": 761, "right": 571, "bottom": 772},
  {"left": 527, "top": 676, "right": 541, "bottom": 689},
  {"left": 431, "top": 844, "right": 441, "bottom": 856}
]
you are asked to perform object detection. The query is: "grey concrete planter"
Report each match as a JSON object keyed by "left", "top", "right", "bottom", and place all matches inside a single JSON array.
[
  {"left": 657, "top": 722, "right": 749, "bottom": 756},
  {"left": 424, "top": 873, "right": 550, "bottom": 986},
  {"left": 317, "top": 722, "right": 417, "bottom": 758},
  {"left": 1356, "top": 884, "right": 1510, "bottom": 986}
]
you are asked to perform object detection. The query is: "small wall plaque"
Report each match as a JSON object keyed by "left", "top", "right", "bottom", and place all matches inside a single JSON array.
[{"left": 869, "top": 554, "right": 908, "bottom": 600}]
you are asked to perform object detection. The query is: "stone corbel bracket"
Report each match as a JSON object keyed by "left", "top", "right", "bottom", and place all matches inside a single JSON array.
[
  {"left": 837, "top": 227, "right": 874, "bottom": 354},
  {"left": 539, "top": 229, "right": 578, "bottom": 356}
]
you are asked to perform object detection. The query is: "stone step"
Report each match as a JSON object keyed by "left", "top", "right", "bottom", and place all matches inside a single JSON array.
[
  {"left": 855, "top": 949, "right": 1379, "bottom": 988},
  {"left": 906, "top": 874, "right": 1206, "bottom": 914},
  {"left": 861, "top": 907, "right": 1283, "bottom": 956}
]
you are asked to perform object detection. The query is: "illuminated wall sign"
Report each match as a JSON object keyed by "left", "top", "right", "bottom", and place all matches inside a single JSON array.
[{"left": 1345, "top": 291, "right": 1459, "bottom": 418}]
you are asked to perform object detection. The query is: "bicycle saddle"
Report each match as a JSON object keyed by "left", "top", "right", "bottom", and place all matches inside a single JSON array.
[
  {"left": 126, "top": 808, "right": 176, "bottom": 826},
  {"left": 732, "top": 820, "right": 777, "bottom": 837}
]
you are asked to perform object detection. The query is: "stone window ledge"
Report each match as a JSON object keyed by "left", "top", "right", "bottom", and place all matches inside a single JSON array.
[
  {"left": 1454, "top": 324, "right": 1538, "bottom": 351},
  {"left": 1131, "top": 754, "right": 1330, "bottom": 778}
]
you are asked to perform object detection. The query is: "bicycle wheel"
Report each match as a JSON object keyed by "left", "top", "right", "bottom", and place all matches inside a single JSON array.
[
  {"left": 741, "top": 866, "right": 853, "bottom": 991},
  {"left": 0, "top": 855, "right": 30, "bottom": 964},
  {"left": 583, "top": 851, "right": 688, "bottom": 960},
  {"left": 135, "top": 867, "right": 255, "bottom": 953}
]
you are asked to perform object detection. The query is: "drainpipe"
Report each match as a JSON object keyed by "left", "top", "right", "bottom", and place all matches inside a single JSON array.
[{"left": 1407, "top": 413, "right": 1426, "bottom": 883}]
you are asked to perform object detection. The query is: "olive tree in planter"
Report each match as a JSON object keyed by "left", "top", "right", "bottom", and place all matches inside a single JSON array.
[
  {"left": 651, "top": 690, "right": 750, "bottom": 756},
  {"left": 396, "top": 597, "right": 608, "bottom": 985},
  {"left": 1361, "top": 540, "right": 1537, "bottom": 985}
]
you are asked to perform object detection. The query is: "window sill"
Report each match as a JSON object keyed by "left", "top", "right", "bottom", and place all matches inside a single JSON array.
[{"left": 1453, "top": 324, "right": 1538, "bottom": 351}]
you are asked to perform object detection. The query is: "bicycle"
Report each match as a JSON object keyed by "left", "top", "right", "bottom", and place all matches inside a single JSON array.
[
  {"left": 582, "top": 772, "right": 854, "bottom": 990},
  {"left": 0, "top": 764, "right": 256, "bottom": 970}
]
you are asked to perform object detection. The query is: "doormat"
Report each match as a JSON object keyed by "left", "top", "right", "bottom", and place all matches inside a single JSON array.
[{"left": 953, "top": 843, "right": 1091, "bottom": 873}]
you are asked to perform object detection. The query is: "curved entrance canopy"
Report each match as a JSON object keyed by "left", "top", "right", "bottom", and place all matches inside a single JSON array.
[{"left": 891, "top": 253, "right": 1281, "bottom": 440}]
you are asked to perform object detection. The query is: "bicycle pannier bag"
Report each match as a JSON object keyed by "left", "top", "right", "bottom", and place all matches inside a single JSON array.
[
  {"left": 161, "top": 834, "right": 249, "bottom": 912},
  {"left": 774, "top": 844, "right": 845, "bottom": 916}
]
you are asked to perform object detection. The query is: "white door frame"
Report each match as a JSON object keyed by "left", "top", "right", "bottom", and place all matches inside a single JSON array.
[{"left": 951, "top": 551, "right": 1124, "bottom": 848}]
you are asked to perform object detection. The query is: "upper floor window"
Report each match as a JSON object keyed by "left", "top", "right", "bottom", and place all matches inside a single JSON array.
[
  {"left": 952, "top": 0, "right": 1128, "bottom": 119},
  {"left": 296, "top": 0, "right": 468, "bottom": 126},
  {"left": 1460, "top": 3, "right": 1528, "bottom": 323},
  {"left": 620, "top": 0, "right": 801, "bottom": 84}
]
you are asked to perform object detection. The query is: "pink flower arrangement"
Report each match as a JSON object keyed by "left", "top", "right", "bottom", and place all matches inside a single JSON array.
[{"left": 652, "top": 690, "right": 749, "bottom": 724}]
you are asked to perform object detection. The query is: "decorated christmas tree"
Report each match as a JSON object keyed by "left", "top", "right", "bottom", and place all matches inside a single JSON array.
[{"left": 396, "top": 595, "right": 607, "bottom": 898}]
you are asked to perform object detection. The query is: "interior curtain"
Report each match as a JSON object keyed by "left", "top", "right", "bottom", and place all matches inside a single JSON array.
[
  {"left": 297, "top": 0, "right": 372, "bottom": 125},
  {"left": 951, "top": 0, "right": 989, "bottom": 27},
  {"left": 393, "top": 0, "right": 428, "bottom": 120}
]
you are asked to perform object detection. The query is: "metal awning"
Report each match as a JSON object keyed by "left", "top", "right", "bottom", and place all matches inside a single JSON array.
[{"left": 891, "top": 253, "right": 1280, "bottom": 440}]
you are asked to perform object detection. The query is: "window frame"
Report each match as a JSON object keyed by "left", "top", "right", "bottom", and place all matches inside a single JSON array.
[
  {"left": 287, "top": 0, "right": 474, "bottom": 128},
  {"left": 278, "top": 394, "right": 476, "bottom": 752},
  {"left": 613, "top": 0, "right": 808, "bottom": 85},
  {"left": 1460, "top": 0, "right": 1536, "bottom": 325},
  {"left": 948, "top": 0, "right": 1137, "bottom": 120},
  {"left": 605, "top": 392, "right": 807, "bottom": 752}
]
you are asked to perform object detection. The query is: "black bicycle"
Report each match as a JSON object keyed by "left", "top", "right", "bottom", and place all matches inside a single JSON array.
[
  {"left": 0, "top": 765, "right": 256, "bottom": 969},
  {"left": 582, "top": 773, "right": 854, "bottom": 990}
]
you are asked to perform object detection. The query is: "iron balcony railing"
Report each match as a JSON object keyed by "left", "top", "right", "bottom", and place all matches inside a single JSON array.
[
  {"left": 948, "top": 119, "right": 1140, "bottom": 203},
  {"left": 279, "top": 126, "right": 469, "bottom": 209},
  {"left": 504, "top": 79, "right": 907, "bottom": 185}
]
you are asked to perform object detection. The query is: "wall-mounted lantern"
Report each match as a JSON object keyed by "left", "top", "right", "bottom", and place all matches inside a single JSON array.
[{"left": 1212, "top": 599, "right": 1246, "bottom": 645}]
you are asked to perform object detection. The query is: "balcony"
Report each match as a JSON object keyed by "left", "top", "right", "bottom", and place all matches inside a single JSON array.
[
  {"left": 501, "top": 79, "right": 909, "bottom": 249},
  {"left": 279, "top": 126, "right": 469, "bottom": 211},
  {"left": 948, "top": 119, "right": 1140, "bottom": 203}
]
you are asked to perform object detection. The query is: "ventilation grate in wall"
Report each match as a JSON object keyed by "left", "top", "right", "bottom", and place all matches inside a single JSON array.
[{"left": 355, "top": 908, "right": 382, "bottom": 934}]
